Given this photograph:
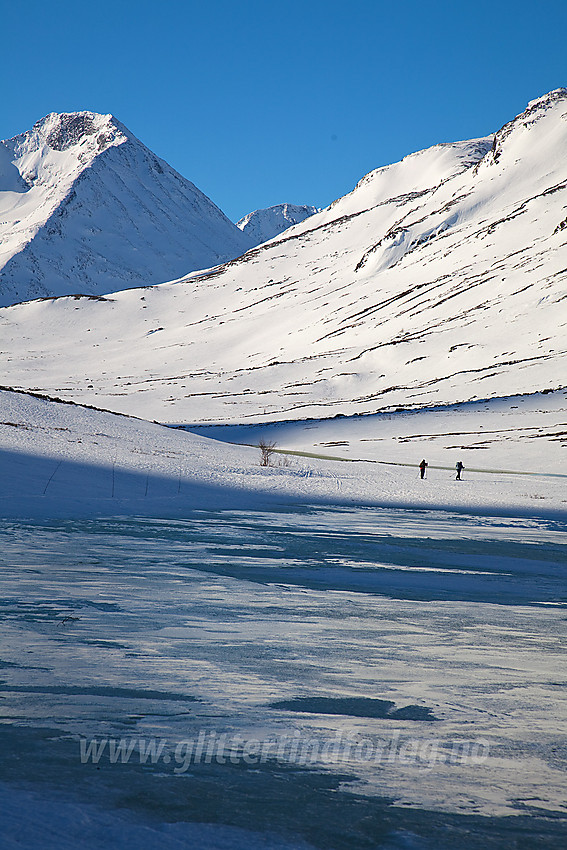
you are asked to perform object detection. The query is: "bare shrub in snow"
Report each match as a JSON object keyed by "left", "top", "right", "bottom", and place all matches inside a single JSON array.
[{"left": 259, "top": 440, "right": 277, "bottom": 467}]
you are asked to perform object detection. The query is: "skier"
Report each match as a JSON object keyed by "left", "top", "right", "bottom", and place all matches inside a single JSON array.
[
  {"left": 419, "top": 459, "right": 428, "bottom": 479},
  {"left": 455, "top": 460, "right": 464, "bottom": 480}
]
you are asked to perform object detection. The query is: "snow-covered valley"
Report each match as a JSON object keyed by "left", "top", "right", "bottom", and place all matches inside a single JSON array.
[
  {"left": 1, "top": 88, "right": 566, "bottom": 849},
  {"left": 1, "top": 91, "right": 566, "bottom": 425}
]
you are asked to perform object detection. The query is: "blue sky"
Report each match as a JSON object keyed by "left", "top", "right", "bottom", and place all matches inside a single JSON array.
[{"left": 2, "top": 0, "right": 566, "bottom": 221}]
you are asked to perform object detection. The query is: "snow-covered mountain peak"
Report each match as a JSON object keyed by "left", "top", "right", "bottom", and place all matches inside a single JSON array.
[
  {"left": 361, "top": 137, "right": 492, "bottom": 187},
  {"left": 30, "top": 110, "right": 127, "bottom": 154},
  {"left": 237, "top": 203, "right": 319, "bottom": 245},
  {"left": 5, "top": 111, "right": 128, "bottom": 190},
  {"left": 353, "top": 137, "right": 493, "bottom": 197},
  {"left": 0, "top": 111, "right": 253, "bottom": 306},
  {"left": 482, "top": 87, "right": 567, "bottom": 170},
  {"left": 525, "top": 87, "right": 567, "bottom": 115}
]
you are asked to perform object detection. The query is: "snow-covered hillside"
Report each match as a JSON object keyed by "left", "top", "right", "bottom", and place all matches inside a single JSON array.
[
  {"left": 0, "top": 112, "right": 253, "bottom": 306},
  {"left": 1, "top": 91, "right": 566, "bottom": 424},
  {"left": 237, "top": 203, "right": 319, "bottom": 246},
  {"left": 1, "top": 386, "right": 565, "bottom": 519}
]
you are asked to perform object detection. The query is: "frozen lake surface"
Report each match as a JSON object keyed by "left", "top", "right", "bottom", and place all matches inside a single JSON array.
[{"left": 1, "top": 504, "right": 566, "bottom": 848}]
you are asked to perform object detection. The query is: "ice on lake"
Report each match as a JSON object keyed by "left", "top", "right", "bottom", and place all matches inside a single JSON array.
[{"left": 1, "top": 505, "right": 566, "bottom": 848}]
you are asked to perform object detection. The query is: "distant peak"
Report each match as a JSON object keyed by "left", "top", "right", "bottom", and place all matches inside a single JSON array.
[
  {"left": 236, "top": 203, "right": 319, "bottom": 246},
  {"left": 31, "top": 111, "right": 128, "bottom": 154},
  {"left": 237, "top": 203, "right": 318, "bottom": 229}
]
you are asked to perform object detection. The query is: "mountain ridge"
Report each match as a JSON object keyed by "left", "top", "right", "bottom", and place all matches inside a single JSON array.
[{"left": 1, "top": 91, "right": 565, "bottom": 425}]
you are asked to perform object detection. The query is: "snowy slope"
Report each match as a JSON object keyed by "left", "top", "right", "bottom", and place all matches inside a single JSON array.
[
  {"left": 1, "top": 91, "right": 566, "bottom": 424},
  {"left": 237, "top": 203, "right": 319, "bottom": 246},
  {"left": 1, "top": 387, "right": 565, "bottom": 518},
  {"left": 0, "top": 112, "right": 253, "bottom": 306}
]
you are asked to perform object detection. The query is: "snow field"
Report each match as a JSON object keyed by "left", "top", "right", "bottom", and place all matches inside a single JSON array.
[{"left": 1, "top": 388, "right": 566, "bottom": 520}]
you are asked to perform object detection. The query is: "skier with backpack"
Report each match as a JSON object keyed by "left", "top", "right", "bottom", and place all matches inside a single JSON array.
[{"left": 455, "top": 461, "right": 464, "bottom": 480}]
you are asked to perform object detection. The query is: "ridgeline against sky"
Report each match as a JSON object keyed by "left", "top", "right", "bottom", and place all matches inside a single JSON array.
[{"left": 1, "top": 0, "right": 565, "bottom": 221}]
